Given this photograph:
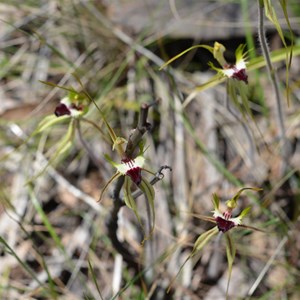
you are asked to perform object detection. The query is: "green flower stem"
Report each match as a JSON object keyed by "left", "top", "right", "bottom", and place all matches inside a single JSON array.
[
  {"left": 225, "top": 84, "right": 255, "bottom": 166},
  {"left": 257, "top": 0, "right": 290, "bottom": 172}
]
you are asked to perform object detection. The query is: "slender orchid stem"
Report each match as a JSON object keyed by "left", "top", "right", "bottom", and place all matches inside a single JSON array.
[
  {"left": 257, "top": 0, "right": 290, "bottom": 172},
  {"left": 225, "top": 82, "right": 255, "bottom": 166}
]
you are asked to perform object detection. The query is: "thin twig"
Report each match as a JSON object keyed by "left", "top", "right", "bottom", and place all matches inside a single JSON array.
[{"left": 131, "top": 165, "right": 172, "bottom": 200}]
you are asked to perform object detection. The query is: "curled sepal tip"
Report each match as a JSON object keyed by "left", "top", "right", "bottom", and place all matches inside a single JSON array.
[{"left": 226, "top": 187, "right": 262, "bottom": 209}]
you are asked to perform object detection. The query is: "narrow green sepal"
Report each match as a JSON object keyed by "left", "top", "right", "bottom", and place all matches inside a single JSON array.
[
  {"left": 27, "top": 119, "right": 75, "bottom": 183},
  {"left": 192, "top": 226, "right": 219, "bottom": 256},
  {"left": 123, "top": 177, "right": 145, "bottom": 238},
  {"left": 159, "top": 44, "right": 214, "bottom": 70},
  {"left": 212, "top": 193, "right": 220, "bottom": 211},
  {"left": 98, "top": 172, "right": 122, "bottom": 202},
  {"left": 239, "top": 206, "right": 251, "bottom": 219},
  {"left": 32, "top": 114, "right": 70, "bottom": 136}
]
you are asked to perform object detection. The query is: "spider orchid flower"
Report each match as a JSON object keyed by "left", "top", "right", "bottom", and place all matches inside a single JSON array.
[
  {"left": 168, "top": 188, "right": 263, "bottom": 295},
  {"left": 159, "top": 41, "right": 248, "bottom": 84},
  {"left": 100, "top": 154, "right": 147, "bottom": 195},
  {"left": 99, "top": 147, "right": 155, "bottom": 242},
  {"left": 209, "top": 42, "right": 248, "bottom": 84},
  {"left": 99, "top": 153, "right": 155, "bottom": 202},
  {"left": 185, "top": 187, "right": 263, "bottom": 258},
  {"left": 98, "top": 115, "right": 158, "bottom": 242},
  {"left": 212, "top": 193, "right": 251, "bottom": 233},
  {"left": 30, "top": 94, "right": 88, "bottom": 180},
  {"left": 54, "top": 97, "right": 86, "bottom": 117}
]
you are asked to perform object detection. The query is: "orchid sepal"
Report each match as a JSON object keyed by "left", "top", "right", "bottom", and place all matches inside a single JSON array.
[
  {"left": 97, "top": 172, "right": 122, "bottom": 203},
  {"left": 226, "top": 187, "right": 262, "bottom": 209}
]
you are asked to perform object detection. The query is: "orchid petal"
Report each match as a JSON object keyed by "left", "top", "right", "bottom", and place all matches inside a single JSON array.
[
  {"left": 33, "top": 115, "right": 70, "bottom": 135},
  {"left": 123, "top": 176, "right": 136, "bottom": 210},
  {"left": 228, "top": 216, "right": 242, "bottom": 226},
  {"left": 123, "top": 176, "right": 145, "bottom": 238},
  {"left": 192, "top": 226, "right": 219, "bottom": 255},
  {"left": 29, "top": 119, "right": 75, "bottom": 182},
  {"left": 208, "top": 61, "right": 223, "bottom": 74},
  {"left": 104, "top": 154, "right": 127, "bottom": 175},
  {"left": 212, "top": 193, "right": 220, "bottom": 211},
  {"left": 238, "top": 224, "right": 266, "bottom": 232},
  {"left": 235, "top": 44, "right": 248, "bottom": 65},
  {"left": 134, "top": 156, "right": 145, "bottom": 168},
  {"left": 239, "top": 206, "right": 252, "bottom": 219},
  {"left": 189, "top": 213, "right": 217, "bottom": 224}
]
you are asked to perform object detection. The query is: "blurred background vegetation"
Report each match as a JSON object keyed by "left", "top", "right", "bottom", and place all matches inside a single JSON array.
[{"left": 0, "top": 0, "right": 300, "bottom": 299}]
